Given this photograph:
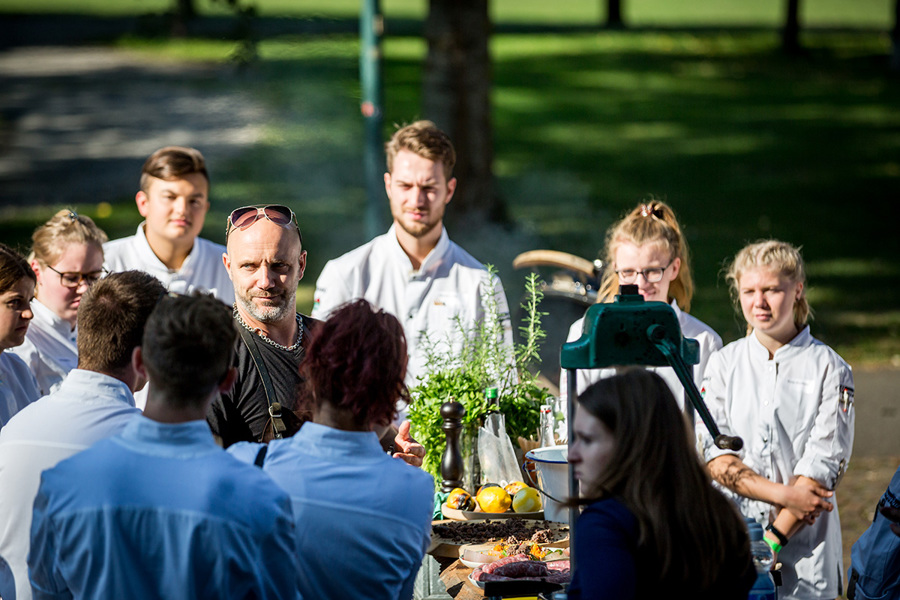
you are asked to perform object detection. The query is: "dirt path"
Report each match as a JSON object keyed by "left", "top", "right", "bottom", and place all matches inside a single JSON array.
[{"left": 0, "top": 46, "right": 265, "bottom": 208}]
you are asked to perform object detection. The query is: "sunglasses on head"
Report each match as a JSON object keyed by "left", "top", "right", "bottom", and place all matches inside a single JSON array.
[{"left": 226, "top": 205, "right": 302, "bottom": 242}]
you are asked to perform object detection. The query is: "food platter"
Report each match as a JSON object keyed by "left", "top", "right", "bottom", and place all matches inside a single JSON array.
[
  {"left": 467, "top": 572, "right": 485, "bottom": 590},
  {"left": 428, "top": 519, "right": 569, "bottom": 558},
  {"left": 441, "top": 503, "right": 543, "bottom": 521}
]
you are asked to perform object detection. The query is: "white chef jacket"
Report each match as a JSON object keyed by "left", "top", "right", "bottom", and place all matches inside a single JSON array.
[
  {"left": 0, "top": 369, "right": 139, "bottom": 600},
  {"left": 312, "top": 224, "right": 513, "bottom": 401},
  {"left": 103, "top": 222, "right": 234, "bottom": 304},
  {"left": 9, "top": 299, "right": 77, "bottom": 396},
  {"left": 0, "top": 352, "right": 40, "bottom": 430},
  {"left": 559, "top": 300, "right": 722, "bottom": 410},
  {"left": 700, "top": 326, "right": 855, "bottom": 600}
]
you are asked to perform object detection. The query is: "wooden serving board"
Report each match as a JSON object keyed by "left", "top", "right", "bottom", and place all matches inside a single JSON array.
[{"left": 428, "top": 519, "right": 569, "bottom": 558}]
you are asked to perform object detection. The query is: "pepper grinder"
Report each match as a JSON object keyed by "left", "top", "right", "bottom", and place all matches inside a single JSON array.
[{"left": 440, "top": 398, "right": 465, "bottom": 492}]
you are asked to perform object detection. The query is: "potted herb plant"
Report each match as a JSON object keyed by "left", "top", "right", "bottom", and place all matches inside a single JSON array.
[{"left": 407, "top": 269, "right": 552, "bottom": 484}]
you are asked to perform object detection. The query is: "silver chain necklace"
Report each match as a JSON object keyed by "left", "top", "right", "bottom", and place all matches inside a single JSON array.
[{"left": 233, "top": 305, "right": 303, "bottom": 352}]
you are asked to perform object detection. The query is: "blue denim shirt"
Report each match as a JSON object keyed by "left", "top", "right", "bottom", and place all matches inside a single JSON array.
[
  {"left": 231, "top": 422, "right": 435, "bottom": 600},
  {"left": 29, "top": 416, "right": 299, "bottom": 600}
]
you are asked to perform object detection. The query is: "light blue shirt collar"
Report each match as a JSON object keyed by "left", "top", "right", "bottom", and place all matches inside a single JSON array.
[
  {"left": 288, "top": 421, "right": 384, "bottom": 462},
  {"left": 60, "top": 369, "right": 135, "bottom": 407},
  {"left": 117, "top": 416, "right": 220, "bottom": 458}
]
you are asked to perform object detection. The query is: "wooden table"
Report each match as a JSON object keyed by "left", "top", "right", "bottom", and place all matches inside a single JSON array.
[
  {"left": 424, "top": 519, "right": 569, "bottom": 600},
  {"left": 437, "top": 558, "right": 484, "bottom": 600}
]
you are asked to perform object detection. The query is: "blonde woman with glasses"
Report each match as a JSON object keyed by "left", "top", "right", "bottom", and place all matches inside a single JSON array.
[
  {"left": 11, "top": 210, "right": 107, "bottom": 395},
  {"left": 560, "top": 200, "right": 722, "bottom": 410}
]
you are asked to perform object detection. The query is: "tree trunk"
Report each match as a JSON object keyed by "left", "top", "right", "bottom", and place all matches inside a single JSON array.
[
  {"left": 170, "top": 0, "right": 196, "bottom": 37},
  {"left": 606, "top": 0, "right": 624, "bottom": 29},
  {"left": 782, "top": 0, "right": 802, "bottom": 54},
  {"left": 892, "top": 0, "right": 900, "bottom": 71},
  {"left": 423, "top": 0, "right": 505, "bottom": 224}
]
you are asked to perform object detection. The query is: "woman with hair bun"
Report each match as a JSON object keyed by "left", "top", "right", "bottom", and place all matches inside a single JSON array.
[
  {"left": 11, "top": 209, "right": 107, "bottom": 395},
  {"left": 0, "top": 243, "right": 40, "bottom": 428},
  {"left": 561, "top": 199, "right": 722, "bottom": 408},
  {"left": 701, "top": 240, "right": 854, "bottom": 600},
  {"left": 229, "top": 299, "right": 434, "bottom": 600}
]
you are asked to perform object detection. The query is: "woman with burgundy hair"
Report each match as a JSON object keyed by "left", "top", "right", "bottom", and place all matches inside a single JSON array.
[{"left": 229, "top": 299, "right": 434, "bottom": 600}]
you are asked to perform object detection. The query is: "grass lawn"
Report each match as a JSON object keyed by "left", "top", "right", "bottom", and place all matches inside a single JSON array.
[
  {"left": 1, "top": 4, "right": 898, "bottom": 366},
  {"left": 159, "top": 27, "right": 898, "bottom": 366},
  {"left": 0, "top": 0, "right": 894, "bottom": 27}
]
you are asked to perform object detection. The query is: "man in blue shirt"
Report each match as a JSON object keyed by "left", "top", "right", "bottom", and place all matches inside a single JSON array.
[
  {"left": 847, "top": 465, "right": 900, "bottom": 600},
  {"left": 0, "top": 270, "right": 165, "bottom": 600},
  {"left": 28, "top": 293, "right": 299, "bottom": 600}
]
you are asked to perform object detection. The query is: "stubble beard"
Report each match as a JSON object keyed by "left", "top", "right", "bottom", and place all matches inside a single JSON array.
[
  {"left": 237, "top": 288, "right": 296, "bottom": 324},
  {"left": 398, "top": 213, "right": 440, "bottom": 239}
]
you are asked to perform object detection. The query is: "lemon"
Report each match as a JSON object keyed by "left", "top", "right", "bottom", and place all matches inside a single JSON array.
[
  {"left": 446, "top": 487, "right": 476, "bottom": 511},
  {"left": 512, "top": 487, "right": 542, "bottom": 513},
  {"left": 504, "top": 481, "right": 528, "bottom": 497},
  {"left": 476, "top": 486, "right": 512, "bottom": 513},
  {"left": 477, "top": 483, "right": 500, "bottom": 495}
]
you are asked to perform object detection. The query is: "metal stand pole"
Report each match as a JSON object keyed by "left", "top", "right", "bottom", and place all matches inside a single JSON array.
[
  {"left": 567, "top": 368, "right": 578, "bottom": 573},
  {"left": 360, "top": 0, "right": 385, "bottom": 240}
]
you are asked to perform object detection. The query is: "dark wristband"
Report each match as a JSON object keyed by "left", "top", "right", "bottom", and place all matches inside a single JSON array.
[{"left": 766, "top": 523, "right": 789, "bottom": 547}]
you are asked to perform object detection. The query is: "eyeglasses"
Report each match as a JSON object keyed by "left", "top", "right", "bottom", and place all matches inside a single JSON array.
[
  {"left": 226, "top": 205, "right": 302, "bottom": 243},
  {"left": 45, "top": 265, "right": 106, "bottom": 289},
  {"left": 615, "top": 261, "right": 673, "bottom": 284}
]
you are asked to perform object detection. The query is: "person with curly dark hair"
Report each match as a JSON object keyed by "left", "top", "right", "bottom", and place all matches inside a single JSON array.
[{"left": 229, "top": 299, "right": 435, "bottom": 600}]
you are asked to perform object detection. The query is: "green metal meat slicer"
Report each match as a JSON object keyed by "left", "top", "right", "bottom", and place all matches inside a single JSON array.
[{"left": 559, "top": 284, "right": 743, "bottom": 572}]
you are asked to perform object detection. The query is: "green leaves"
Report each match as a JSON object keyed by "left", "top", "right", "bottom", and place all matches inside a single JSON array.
[{"left": 408, "top": 268, "right": 552, "bottom": 482}]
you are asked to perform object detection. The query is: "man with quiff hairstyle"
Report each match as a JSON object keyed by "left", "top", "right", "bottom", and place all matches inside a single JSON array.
[
  {"left": 311, "top": 120, "right": 513, "bottom": 419},
  {"left": 103, "top": 146, "right": 234, "bottom": 304}
]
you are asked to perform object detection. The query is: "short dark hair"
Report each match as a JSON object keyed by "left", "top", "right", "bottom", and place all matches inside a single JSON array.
[
  {"left": 299, "top": 299, "right": 408, "bottom": 428},
  {"left": 0, "top": 242, "right": 36, "bottom": 292},
  {"left": 141, "top": 292, "right": 236, "bottom": 408},
  {"left": 140, "top": 146, "right": 209, "bottom": 193},
  {"left": 385, "top": 120, "right": 456, "bottom": 180},
  {"left": 77, "top": 271, "right": 166, "bottom": 373}
]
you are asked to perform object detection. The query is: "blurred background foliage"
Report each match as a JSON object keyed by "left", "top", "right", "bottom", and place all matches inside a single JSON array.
[{"left": 0, "top": 0, "right": 897, "bottom": 365}]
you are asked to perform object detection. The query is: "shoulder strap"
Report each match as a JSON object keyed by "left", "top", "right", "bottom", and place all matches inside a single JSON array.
[
  {"left": 253, "top": 444, "right": 269, "bottom": 468},
  {"left": 236, "top": 325, "right": 287, "bottom": 440}
]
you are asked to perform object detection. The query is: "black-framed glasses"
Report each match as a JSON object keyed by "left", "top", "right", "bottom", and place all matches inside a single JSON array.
[
  {"left": 226, "top": 205, "right": 302, "bottom": 242},
  {"left": 45, "top": 265, "right": 106, "bottom": 289},
  {"left": 615, "top": 261, "right": 673, "bottom": 284}
]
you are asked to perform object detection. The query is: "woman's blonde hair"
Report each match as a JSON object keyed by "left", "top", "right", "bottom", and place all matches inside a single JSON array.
[
  {"left": 29, "top": 209, "right": 108, "bottom": 267},
  {"left": 576, "top": 368, "right": 750, "bottom": 591},
  {"left": 597, "top": 199, "right": 694, "bottom": 311},
  {"left": 725, "top": 239, "right": 810, "bottom": 334}
]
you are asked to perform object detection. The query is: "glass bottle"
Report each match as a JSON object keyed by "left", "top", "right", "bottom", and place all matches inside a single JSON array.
[
  {"left": 539, "top": 404, "right": 555, "bottom": 447},
  {"left": 747, "top": 519, "right": 776, "bottom": 600}
]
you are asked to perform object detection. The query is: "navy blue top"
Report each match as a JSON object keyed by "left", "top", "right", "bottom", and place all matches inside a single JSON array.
[
  {"left": 568, "top": 497, "right": 754, "bottom": 600},
  {"left": 568, "top": 498, "right": 641, "bottom": 600}
]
